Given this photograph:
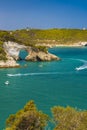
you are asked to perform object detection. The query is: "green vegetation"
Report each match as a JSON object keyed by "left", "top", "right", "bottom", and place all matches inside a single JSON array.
[
  {"left": 0, "top": 41, "right": 7, "bottom": 60},
  {"left": 12, "top": 28, "right": 87, "bottom": 45},
  {"left": 0, "top": 28, "right": 87, "bottom": 60},
  {"left": 5, "top": 100, "right": 49, "bottom": 130},
  {"left": 35, "top": 46, "right": 48, "bottom": 53},
  {"left": 0, "top": 28, "right": 87, "bottom": 46},
  {"left": 5, "top": 100, "right": 87, "bottom": 130},
  {"left": 52, "top": 106, "right": 87, "bottom": 130},
  {"left": 0, "top": 30, "right": 19, "bottom": 60}
]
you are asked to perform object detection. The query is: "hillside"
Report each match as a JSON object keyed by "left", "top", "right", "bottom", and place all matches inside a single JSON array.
[
  {"left": 12, "top": 28, "right": 87, "bottom": 45},
  {"left": 0, "top": 28, "right": 87, "bottom": 60}
]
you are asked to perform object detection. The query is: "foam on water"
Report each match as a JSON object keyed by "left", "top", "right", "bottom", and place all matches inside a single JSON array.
[
  {"left": 7, "top": 71, "right": 74, "bottom": 77},
  {"left": 75, "top": 59, "right": 87, "bottom": 71},
  {"left": 64, "top": 58, "right": 87, "bottom": 71},
  {"left": 76, "top": 64, "right": 87, "bottom": 71}
]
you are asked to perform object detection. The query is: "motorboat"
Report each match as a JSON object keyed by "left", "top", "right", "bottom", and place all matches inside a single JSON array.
[
  {"left": 5, "top": 81, "right": 9, "bottom": 85},
  {"left": 75, "top": 67, "right": 80, "bottom": 71}
]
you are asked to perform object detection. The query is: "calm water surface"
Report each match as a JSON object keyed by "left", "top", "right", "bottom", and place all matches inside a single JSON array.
[{"left": 0, "top": 47, "right": 87, "bottom": 130}]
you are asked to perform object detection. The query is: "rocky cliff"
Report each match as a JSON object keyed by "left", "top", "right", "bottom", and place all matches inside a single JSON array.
[
  {"left": 26, "top": 49, "right": 59, "bottom": 61},
  {"left": 0, "top": 42, "right": 20, "bottom": 68},
  {"left": 0, "top": 57, "right": 19, "bottom": 68},
  {"left": 0, "top": 41, "right": 60, "bottom": 68}
]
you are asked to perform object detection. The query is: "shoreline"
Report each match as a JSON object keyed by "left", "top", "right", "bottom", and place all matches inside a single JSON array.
[
  {"left": 51, "top": 44, "right": 85, "bottom": 48},
  {"left": 36, "top": 42, "right": 85, "bottom": 48},
  {"left": 0, "top": 60, "right": 20, "bottom": 68},
  {"left": 0, "top": 43, "right": 86, "bottom": 68}
]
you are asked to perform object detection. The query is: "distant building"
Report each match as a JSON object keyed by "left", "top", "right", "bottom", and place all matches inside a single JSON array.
[
  {"left": 83, "top": 27, "right": 86, "bottom": 30},
  {"left": 26, "top": 27, "right": 31, "bottom": 31}
]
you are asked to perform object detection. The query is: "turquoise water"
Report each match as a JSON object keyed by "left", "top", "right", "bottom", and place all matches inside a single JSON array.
[{"left": 0, "top": 47, "right": 87, "bottom": 130}]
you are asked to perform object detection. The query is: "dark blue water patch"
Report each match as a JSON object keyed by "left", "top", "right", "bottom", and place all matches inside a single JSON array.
[{"left": 49, "top": 47, "right": 87, "bottom": 60}]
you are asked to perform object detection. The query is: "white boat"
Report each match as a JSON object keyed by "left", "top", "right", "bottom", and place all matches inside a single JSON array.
[
  {"left": 75, "top": 67, "right": 80, "bottom": 71},
  {"left": 76, "top": 65, "right": 87, "bottom": 71},
  {"left": 5, "top": 81, "right": 9, "bottom": 85}
]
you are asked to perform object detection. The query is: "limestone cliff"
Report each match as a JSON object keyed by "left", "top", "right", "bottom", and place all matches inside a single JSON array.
[
  {"left": 0, "top": 57, "right": 19, "bottom": 68},
  {"left": 0, "top": 41, "right": 60, "bottom": 68},
  {"left": 3, "top": 41, "right": 27, "bottom": 60},
  {"left": 26, "top": 50, "right": 59, "bottom": 61},
  {"left": 0, "top": 42, "right": 20, "bottom": 68}
]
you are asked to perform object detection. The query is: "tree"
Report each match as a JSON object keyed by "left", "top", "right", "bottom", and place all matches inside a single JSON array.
[
  {"left": 5, "top": 100, "right": 49, "bottom": 130},
  {"left": 52, "top": 106, "right": 87, "bottom": 130}
]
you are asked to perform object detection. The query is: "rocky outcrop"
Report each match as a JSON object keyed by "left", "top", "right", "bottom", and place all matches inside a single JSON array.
[
  {"left": 0, "top": 41, "right": 60, "bottom": 68},
  {"left": 0, "top": 60, "right": 19, "bottom": 68},
  {"left": 3, "top": 41, "right": 27, "bottom": 60},
  {"left": 0, "top": 56, "right": 19, "bottom": 68},
  {"left": 79, "top": 42, "right": 87, "bottom": 46},
  {"left": 26, "top": 50, "right": 59, "bottom": 61},
  {"left": 3, "top": 41, "right": 59, "bottom": 61},
  {"left": 0, "top": 41, "right": 22, "bottom": 68}
]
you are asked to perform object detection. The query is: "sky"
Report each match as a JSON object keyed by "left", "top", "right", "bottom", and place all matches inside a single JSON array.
[{"left": 0, "top": 0, "right": 87, "bottom": 30}]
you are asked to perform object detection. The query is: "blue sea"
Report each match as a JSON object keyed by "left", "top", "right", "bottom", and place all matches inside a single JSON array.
[{"left": 0, "top": 47, "right": 87, "bottom": 130}]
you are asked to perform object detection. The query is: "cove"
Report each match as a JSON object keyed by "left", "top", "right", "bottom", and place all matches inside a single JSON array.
[{"left": 0, "top": 47, "right": 87, "bottom": 129}]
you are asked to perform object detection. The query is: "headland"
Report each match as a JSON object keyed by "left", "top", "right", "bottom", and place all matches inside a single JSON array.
[{"left": 0, "top": 28, "right": 87, "bottom": 68}]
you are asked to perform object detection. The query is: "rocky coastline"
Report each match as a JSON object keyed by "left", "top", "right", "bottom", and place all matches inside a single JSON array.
[
  {"left": 0, "top": 40, "right": 86, "bottom": 68},
  {"left": 36, "top": 41, "right": 87, "bottom": 48},
  {"left": 0, "top": 41, "right": 60, "bottom": 68},
  {"left": 26, "top": 50, "right": 59, "bottom": 61},
  {"left": 0, "top": 59, "right": 20, "bottom": 68}
]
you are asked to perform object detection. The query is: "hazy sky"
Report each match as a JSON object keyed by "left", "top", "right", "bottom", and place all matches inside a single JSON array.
[{"left": 0, "top": 0, "right": 87, "bottom": 30}]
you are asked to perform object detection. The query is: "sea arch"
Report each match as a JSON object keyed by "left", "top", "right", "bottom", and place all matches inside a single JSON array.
[{"left": 19, "top": 49, "right": 29, "bottom": 60}]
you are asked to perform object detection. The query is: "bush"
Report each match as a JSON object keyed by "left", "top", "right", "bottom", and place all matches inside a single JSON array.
[
  {"left": 5, "top": 101, "right": 49, "bottom": 130},
  {"left": 0, "top": 41, "right": 7, "bottom": 61},
  {"left": 5, "top": 100, "right": 87, "bottom": 130},
  {"left": 52, "top": 106, "right": 87, "bottom": 130}
]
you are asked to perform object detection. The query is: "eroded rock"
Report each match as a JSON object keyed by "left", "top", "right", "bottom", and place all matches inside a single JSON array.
[
  {"left": 0, "top": 41, "right": 60, "bottom": 68},
  {"left": 26, "top": 51, "right": 59, "bottom": 61}
]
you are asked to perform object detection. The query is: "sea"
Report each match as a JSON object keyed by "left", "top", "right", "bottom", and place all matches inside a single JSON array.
[{"left": 0, "top": 47, "right": 87, "bottom": 130}]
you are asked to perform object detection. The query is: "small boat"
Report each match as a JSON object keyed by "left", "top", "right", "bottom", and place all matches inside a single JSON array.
[
  {"left": 75, "top": 67, "right": 80, "bottom": 71},
  {"left": 5, "top": 81, "right": 9, "bottom": 85}
]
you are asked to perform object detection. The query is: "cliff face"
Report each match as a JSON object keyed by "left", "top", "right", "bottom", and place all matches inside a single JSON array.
[
  {"left": 26, "top": 50, "right": 59, "bottom": 61},
  {"left": 0, "top": 42, "right": 20, "bottom": 68},
  {"left": 0, "top": 57, "right": 19, "bottom": 68},
  {"left": 0, "top": 41, "right": 60, "bottom": 68},
  {"left": 3, "top": 41, "right": 27, "bottom": 60}
]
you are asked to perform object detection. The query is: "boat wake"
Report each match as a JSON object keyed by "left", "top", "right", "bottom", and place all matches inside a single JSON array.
[
  {"left": 7, "top": 71, "right": 73, "bottom": 77},
  {"left": 74, "top": 58, "right": 87, "bottom": 71},
  {"left": 64, "top": 58, "right": 87, "bottom": 71},
  {"left": 75, "top": 64, "right": 87, "bottom": 71}
]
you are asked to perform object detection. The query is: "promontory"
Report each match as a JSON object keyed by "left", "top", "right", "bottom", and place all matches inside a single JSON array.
[{"left": 0, "top": 28, "right": 87, "bottom": 68}]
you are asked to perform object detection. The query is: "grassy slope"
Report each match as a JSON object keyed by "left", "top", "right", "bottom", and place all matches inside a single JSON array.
[
  {"left": 12, "top": 28, "right": 87, "bottom": 45},
  {"left": 0, "top": 28, "right": 87, "bottom": 60},
  {"left": 0, "top": 31, "right": 10, "bottom": 60}
]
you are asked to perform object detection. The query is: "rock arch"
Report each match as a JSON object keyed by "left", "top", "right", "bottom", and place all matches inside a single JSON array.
[
  {"left": 3, "top": 41, "right": 30, "bottom": 60},
  {"left": 19, "top": 49, "right": 29, "bottom": 60},
  {"left": 3, "top": 41, "right": 59, "bottom": 62},
  {"left": 1, "top": 41, "right": 59, "bottom": 68}
]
